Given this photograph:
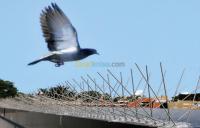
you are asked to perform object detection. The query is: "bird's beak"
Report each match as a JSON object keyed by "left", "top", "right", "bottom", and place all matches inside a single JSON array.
[{"left": 96, "top": 52, "right": 100, "bottom": 55}]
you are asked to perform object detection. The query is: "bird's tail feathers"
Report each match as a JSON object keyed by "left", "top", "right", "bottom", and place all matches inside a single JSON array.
[
  {"left": 28, "top": 53, "right": 56, "bottom": 66},
  {"left": 28, "top": 58, "right": 44, "bottom": 66}
]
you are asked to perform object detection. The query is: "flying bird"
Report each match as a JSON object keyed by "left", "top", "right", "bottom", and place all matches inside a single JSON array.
[{"left": 28, "top": 3, "right": 98, "bottom": 67}]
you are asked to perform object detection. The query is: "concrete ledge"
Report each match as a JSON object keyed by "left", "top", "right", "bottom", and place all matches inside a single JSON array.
[{"left": 0, "top": 108, "right": 156, "bottom": 128}]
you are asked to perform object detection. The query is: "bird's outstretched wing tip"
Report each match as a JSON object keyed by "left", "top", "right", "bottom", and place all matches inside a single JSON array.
[
  {"left": 51, "top": 3, "right": 57, "bottom": 9},
  {"left": 51, "top": 2, "right": 56, "bottom": 6},
  {"left": 40, "top": 2, "right": 79, "bottom": 51},
  {"left": 51, "top": 3, "right": 63, "bottom": 13}
]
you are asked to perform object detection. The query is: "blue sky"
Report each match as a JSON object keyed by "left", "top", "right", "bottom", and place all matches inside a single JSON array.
[{"left": 0, "top": 0, "right": 199, "bottom": 97}]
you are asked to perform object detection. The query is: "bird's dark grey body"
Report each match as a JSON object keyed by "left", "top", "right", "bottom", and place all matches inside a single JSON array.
[
  {"left": 28, "top": 3, "right": 98, "bottom": 67},
  {"left": 47, "top": 48, "right": 97, "bottom": 65}
]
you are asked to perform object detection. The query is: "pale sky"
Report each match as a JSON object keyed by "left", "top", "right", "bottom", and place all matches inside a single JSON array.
[{"left": 0, "top": 0, "right": 200, "bottom": 97}]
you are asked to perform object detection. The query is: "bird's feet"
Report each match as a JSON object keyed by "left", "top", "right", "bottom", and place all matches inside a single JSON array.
[
  {"left": 55, "top": 62, "right": 64, "bottom": 67},
  {"left": 55, "top": 63, "right": 61, "bottom": 67}
]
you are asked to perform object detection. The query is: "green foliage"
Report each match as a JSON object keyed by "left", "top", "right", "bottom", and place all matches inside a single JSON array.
[
  {"left": 102, "top": 93, "right": 111, "bottom": 101},
  {"left": 78, "top": 91, "right": 102, "bottom": 103},
  {"left": 38, "top": 85, "right": 76, "bottom": 100},
  {"left": 172, "top": 93, "right": 200, "bottom": 101},
  {"left": 126, "top": 95, "right": 137, "bottom": 102},
  {"left": 0, "top": 79, "right": 18, "bottom": 98},
  {"left": 113, "top": 97, "right": 121, "bottom": 102}
]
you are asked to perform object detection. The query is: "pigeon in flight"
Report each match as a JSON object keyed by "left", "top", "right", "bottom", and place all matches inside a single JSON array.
[{"left": 28, "top": 3, "right": 99, "bottom": 67}]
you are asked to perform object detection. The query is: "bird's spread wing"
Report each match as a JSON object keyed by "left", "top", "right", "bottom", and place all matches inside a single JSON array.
[{"left": 40, "top": 3, "right": 80, "bottom": 51}]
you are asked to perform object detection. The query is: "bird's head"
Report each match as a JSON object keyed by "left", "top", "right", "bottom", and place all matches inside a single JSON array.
[
  {"left": 81, "top": 48, "right": 99, "bottom": 57},
  {"left": 91, "top": 49, "right": 99, "bottom": 55}
]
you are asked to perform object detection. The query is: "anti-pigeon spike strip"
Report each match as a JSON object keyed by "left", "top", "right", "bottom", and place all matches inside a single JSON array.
[
  {"left": 88, "top": 71, "right": 175, "bottom": 127},
  {"left": 160, "top": 63, "right": 170, "bottom": 122},
  {"left": 10, "top": 67, "right": 197, "bottom": 127},
  {"left": 98, "top": 71, "right": 152, "bottom": 117},
  {"left": 96, "top": 72, "right": 160, "bottom": 123},
  {"left": 146, "top": 66, "right": 153, "bottom": 118},
  {"left": 81, "top": 77, "right": 128, "bottom": 119},
  {"left": 173, "top": 68, "right": 186, "bottom": 102},
  {"left": 70, "top": 80, "right": 110, "bottom": 118},
  {"left": 86, "top": 75, "right": 143, "bottom": 119},
  {"left": 135, "top": 63, "right": 176, "bottom": 126}
]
